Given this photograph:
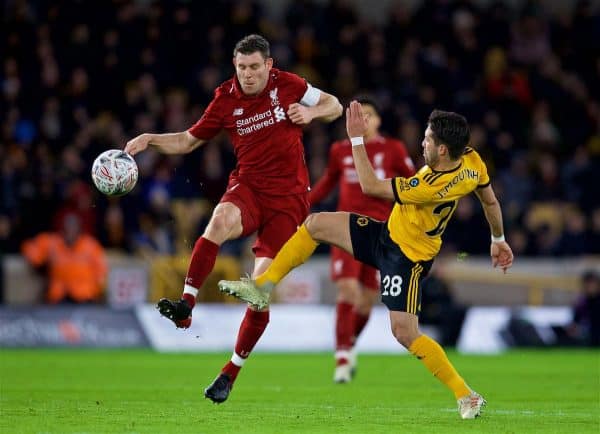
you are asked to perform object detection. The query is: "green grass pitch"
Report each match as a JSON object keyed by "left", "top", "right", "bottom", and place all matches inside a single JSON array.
[{"left": 1, "top": 349, "right": 598, "bottom": 433}]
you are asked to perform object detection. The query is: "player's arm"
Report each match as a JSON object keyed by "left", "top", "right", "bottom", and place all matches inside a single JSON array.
[
  {"left": 309, "top": 170, "right": 338, "bottom": 205},
  {"left": 346, "top": 101, "right": 394, "bottom": 201},
  {"left": 21, "top": 233, "right": 51, "bottom": 266},
  {"left": 309, "top": 146, "right": 341, "bottom": 205},
  {"left": 288, "top": 89, "right": 343, "bottom": 125},
  {"left": 125, "top": 131, "right": 205, "bottom": 156},
  {"left": 474, "top": 185, "right": 514, "bottom": 273},
  {"left": 309, "top": 91, "right": 343, "bottom": 122}
]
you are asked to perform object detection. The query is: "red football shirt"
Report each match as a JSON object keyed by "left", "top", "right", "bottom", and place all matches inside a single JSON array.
[
  {"left": 188, "top": 68, "right": 316, "bottom": 195},
  {"left": 309, "top": 136, "right": 415, "bottom": 220}
]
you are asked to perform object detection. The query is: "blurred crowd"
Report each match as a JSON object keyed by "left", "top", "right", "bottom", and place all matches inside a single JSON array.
[{"left": 2, "top": 0, "right": 599, "bottom": 259}]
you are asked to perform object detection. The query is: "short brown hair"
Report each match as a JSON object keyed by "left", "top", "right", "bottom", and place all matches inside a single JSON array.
[
  {"left": 428, "top": 110, "right": 470, "bottom": 160},
  {"left": 233, "top": 34, "right": 270, "bottom": 59}
]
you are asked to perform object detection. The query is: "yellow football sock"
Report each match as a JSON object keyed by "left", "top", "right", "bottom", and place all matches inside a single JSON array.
[
  {"left": 256, "top": 225, "right": 318, "bottom": 287},
  {"left": 409, "top": 334, "right": 471, "bottom": 399}
]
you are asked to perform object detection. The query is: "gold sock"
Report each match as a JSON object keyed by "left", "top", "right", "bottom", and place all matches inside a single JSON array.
[
  {"left": 256, "top": 224, "right": 318, "bottom": 287},
  {"left": 409, "top": 334, "right": 471, "bottom": 399}
]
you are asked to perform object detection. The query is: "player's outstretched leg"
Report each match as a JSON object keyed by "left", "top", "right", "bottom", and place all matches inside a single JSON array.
[
  {"left": 156, "top": 297, "right": 193, "bottom": 328},
  {"left": 220, "top": 224, "right": 319, "bottom": 307}
]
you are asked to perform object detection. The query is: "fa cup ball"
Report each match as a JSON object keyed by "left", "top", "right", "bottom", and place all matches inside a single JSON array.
[{"left": 91, "top": 149, "right": 138, "bottom": 196}]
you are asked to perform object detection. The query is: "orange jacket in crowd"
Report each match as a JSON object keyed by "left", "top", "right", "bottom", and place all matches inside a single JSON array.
[{"left": 21, "top": 232, "right": 108, "bottom": 303}]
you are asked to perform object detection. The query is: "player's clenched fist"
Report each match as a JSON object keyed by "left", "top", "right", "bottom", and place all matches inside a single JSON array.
[
  {"left": 124, "top": 133, "right": 152, "bottom": 156},
  {"left": 491, "top": 241, "right": 514, "bottom": 274},
  {"left": 287, "top": 103, "right": 314, "bottom": 125}
]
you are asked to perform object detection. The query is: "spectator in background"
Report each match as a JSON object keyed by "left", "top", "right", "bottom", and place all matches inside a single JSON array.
[
  {"left": 443, "top": 195, "right": 490, "bottom": 255},
  {"left": 587, "top": 208, "right": 600, "bottom": 255},
  {"left": 497, "top": 152, "right": 533, "bottom": 223},
  {"left": 2, "top": 1, "right": 598, "bottom": 258},
  {"left": 52, "top": 180, "right": 97, "bottom": 235},
  {"left": 554, "top": 270, "right": 600, "bottom": 347},
  {"left": 21, "top": 213, "right": 107, "bottom": 304},
  {"left": 510, "top": 3, "right": 551, "bottom": 67},
  {"left": 132, "top": 210, "right": 175, "bottom": 257},
  {"left": 532, "top": 153, "right": 564, "bottom": 202},
  {"left": 571, "top": 270, "right": 600, "bottom": 347},
  {"left": 553, "top": 206, "right": 588, "bottom": 256}
]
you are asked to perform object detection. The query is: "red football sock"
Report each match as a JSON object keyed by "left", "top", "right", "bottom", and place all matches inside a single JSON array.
[
  {"left": 352, "top": 311, "right": 370, "bottom": 345},
  {"left": 335, "top": 302, "right": 354, "bottom": 352},
  {"left": 222, "top": 308, "right": 270, "bottom": 382},
  {"left": 181, "top": 293, "right": 196, "bottom": 309},
  {"left": 221, "top": 361, "right": 241, "bottom": 382},
  {"left": 184, "top": 237, "right": 219, "bottom": 301}
]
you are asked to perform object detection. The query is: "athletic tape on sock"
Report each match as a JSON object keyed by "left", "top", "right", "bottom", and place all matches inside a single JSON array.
[
  {"left": 183, "top": 284, "right": 199, "bottom": 297},
  {"left": 231, "top": 352, "right": 246, "bottom": 367}
]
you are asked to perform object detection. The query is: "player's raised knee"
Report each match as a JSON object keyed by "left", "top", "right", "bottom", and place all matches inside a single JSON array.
[
  {"left": 304, "top": 212, "right": 333, "bottom": 239},
  {"left": 207, "top": 205, "right": 241, "bottom": 238},
  {"left": 303, "top": 213, "right": 320, "bottom": 233}
]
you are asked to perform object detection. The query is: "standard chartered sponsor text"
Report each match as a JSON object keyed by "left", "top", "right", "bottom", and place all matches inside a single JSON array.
[{"left": 237, "top": 109, "right": 275, "bottom": 135}]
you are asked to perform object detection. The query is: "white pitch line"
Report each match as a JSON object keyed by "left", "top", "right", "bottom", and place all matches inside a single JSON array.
[{"left": 439, "top": 408, "right": 597, "bottom": 418}]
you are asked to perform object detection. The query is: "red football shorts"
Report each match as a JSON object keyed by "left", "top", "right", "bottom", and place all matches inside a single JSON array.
[
  {"left": 220, "top": 180, "right": 309, "bottom": 258},
  {"left": 330, "top": 246, "right": 380, "bottom": 291}
]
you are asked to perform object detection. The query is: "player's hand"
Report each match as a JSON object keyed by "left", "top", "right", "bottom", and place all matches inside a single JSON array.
[
  {"left": 346, "top": 100, "right": 369, "bottom": 139},
  {"left": 491, "top": 241, "right": 514, "bottom": 274},
  {"left": 124, "top": 133, "right": 152, "bottom": 156},
  {"left": 287, "top": 103, "right": 314, "bottom": 125}
]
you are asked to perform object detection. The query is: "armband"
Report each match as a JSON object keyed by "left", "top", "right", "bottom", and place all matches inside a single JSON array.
[{"left": 350, "top": 137, "right": 364, "bottom": 147}]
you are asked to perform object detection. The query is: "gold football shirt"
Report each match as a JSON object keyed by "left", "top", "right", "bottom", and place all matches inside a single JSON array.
[{"left": 388, "top": 148, "right": 490, "bottom": 262}]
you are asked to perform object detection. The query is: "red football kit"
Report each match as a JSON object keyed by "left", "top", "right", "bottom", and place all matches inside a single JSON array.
[
  {"left": 310, "top": 136, "right": 415, "bottom": 288},
  {"left": 188, "top": 68, "right": 321, "bottom": 257}
]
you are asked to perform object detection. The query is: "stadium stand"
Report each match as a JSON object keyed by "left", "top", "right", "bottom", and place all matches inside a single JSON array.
[{"left": 1, "top": 0, "right": 598, "bottom": 304}]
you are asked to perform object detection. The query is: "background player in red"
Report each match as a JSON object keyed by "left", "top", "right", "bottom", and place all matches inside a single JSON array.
[
  {"left": 124, "top": 34, "right": 342, "bottom": 403},
  {"left": 309, "top": 96, "right": 415, "bottom": 383}
]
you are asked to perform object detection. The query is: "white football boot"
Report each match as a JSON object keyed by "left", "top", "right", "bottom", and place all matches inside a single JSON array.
[
  {"left": 457, "top": 392, "right": 486, "bottom": 419},
  {"left": 333, "top": 363, "right": 352, "bottom": 383},
  {"left": 218, "top": 277, "right": 273, "bottom": 309}
]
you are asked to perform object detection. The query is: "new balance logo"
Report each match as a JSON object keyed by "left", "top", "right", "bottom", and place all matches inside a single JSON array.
[
  {"left": 233, "top": 108, "right": 244, "bottom": 116},
  {"left": 274, "top": 106, "right": 286, "bottom": 122}
]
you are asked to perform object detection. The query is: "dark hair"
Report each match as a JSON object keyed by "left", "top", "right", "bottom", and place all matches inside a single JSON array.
[
  {"left": 233, "top": 34, "right": 270, "bottom": 59},
  {"left": 427, "top": 110, "right": 470, "bottom": 160},
  {"left": 354, "top": 94, "right": 380, "bottom": 114}
]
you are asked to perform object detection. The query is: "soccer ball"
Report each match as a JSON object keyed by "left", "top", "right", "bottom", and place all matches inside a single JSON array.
[{"left": 91, "top": 149, "right": 138, "bottom": 196}]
